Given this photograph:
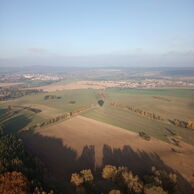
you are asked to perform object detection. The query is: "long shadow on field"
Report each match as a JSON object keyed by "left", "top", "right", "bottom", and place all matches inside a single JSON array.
[
  {"left": 20, "top": 130, "right": 95, "bottom": 179},
  {"left": 20, "top": 131, "right": 194, "bottom": 194},
  {"left": 102, "top": 144, "right": 194, "bottom": 194},
  {"left": 103, "top": 144, "right": 167, "bottom": 175},
  {"left": 3, "top": 114, "right": 31, "bottom": 133}
]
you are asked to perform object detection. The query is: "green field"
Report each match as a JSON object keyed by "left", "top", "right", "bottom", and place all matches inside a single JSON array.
[
  {"left": 81, "top": 105, "right": 194, "bottom": 145},
  {"left": 82, "top": 88, "right": 194, "bottom": 145},
  {"left": 0, "top": 89, "right": 99, "bottom": 132},
  {"left": 1, "top": 87, "right": 194, "bottom": 145},
  {"left": 104, "top": 88, "right": 194, "bottom": 121}
]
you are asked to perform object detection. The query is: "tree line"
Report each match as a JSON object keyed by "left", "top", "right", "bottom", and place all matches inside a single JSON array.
[
  {"left": 70, "top": 165, "right": 177, "bottom": 194},
  {"left": 169, "top": 119, "right": 194, "bottom": 130},
  {"left": 25, "top": 104, "right": 96, "bottom": 131},
  {"left": 152, "top": 96, "right": 171, "bottom": 102},
  {"left": 0, "top": 87, "right": 43, "bottom": 101},
  {"left": 111, "top": 102, "right": 194, "bottom": 130},
  {"left": 44, "top": 95, "right": 61, "bottom": 100},
  {"left": 111, "top": 102, "right": 164, "bottom": 121},
  {"left": 10, "top": 105, "right": 42, "bottom": 113}
]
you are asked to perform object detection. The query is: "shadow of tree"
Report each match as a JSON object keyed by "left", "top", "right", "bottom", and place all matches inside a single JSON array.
[
  {"left": 102, "top": 144, "right": 194, "bottom": 194},
  {"left": 3, "top": 114, "right": 31, "bottom": 133},
  {"left": 77, "top": 145, "right": 95, "bottom": 171},
  {"left": 20, "top": 131, "right": 194, "bottom": 194},
  {"left": 103, "top": 144, "right": 167, "bottom": 175},
  {"left": 20, "top": 131, "right": 95, "bottom": 180},
  {"left": 0, "top": 108, "right": 8, "bottom": 119}
]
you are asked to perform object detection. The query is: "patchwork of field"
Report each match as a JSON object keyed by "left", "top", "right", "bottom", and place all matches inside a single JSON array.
[
  {"left": 104, "top": 88, "right": 194, "bottom": 121},
  {"left": 81, "top": 88, "right": 194, "bottom": 145},
  {"left": 33, "top": 78, "right": 194, "bottom": 92},
  {"left": 11, "top": 89, "right": 98, "bottom": 112},
  {"left": 0, "top": 89, "right": 99, "bottom": 132},
  {"left": 21, "top": 116, "right": 194, "bottom": 189},
  {"left": 1, "top": 84, "right": 194, "bottom": 192},
  {"left": 81, "top": 105, "right": 194, "bottom": 145},
  {"left": 1, "top": 87, "right": 194, "bottom": 145}
]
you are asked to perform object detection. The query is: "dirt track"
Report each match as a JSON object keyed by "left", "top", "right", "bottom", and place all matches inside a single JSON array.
[{"left": 21, "top": 116, "right": 194, "bottom": 190}]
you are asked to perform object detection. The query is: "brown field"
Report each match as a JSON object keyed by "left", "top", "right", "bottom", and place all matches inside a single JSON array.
[
  {"left": 34, "top": 81, "right": 122, "bottom": 91},
  {"left": 32, "top": 79, "right": 194, "bottom": 91},
  {"left": 21, "top": 116, "right": 194, "bottom": 191},
  {"left": 0, "top": 82, "right": 23, "bottom": 87}
]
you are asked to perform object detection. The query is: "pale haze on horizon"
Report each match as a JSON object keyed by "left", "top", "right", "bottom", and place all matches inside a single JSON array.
[{"left": 0, "top": 0, "right": 194, "bottom": 67}]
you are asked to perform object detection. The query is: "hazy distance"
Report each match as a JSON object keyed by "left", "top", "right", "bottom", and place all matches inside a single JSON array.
[{"left": 0, "top": 0, "right": 194, "bottom": 67}]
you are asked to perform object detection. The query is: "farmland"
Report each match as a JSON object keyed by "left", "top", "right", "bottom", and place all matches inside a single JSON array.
[
  {"left": 1, "top": 80, "right": 194, "bottom": 193},
  {"left": 1, "top": 0, "right": 194, "bottom": 192},
  {"left": 21, "top": 116, "right": 194, "bottom": 190},
  {"left": 81, "top": 105, "right": 194, "bottom": 145},
  {"left": 104, "top": 88, "right": 194, "bottom": 121},
  {"left": 0, "top": 82, "right": 23, "bottom": 87},
  {"left": 82, "top": 88, "right": 194, "bottom": 145},
  {"left": 0, "top": 89, "right": 99, "bottom": 132},
  {"left": 1, "top": 87, "right": 194, "bottom": 145}
]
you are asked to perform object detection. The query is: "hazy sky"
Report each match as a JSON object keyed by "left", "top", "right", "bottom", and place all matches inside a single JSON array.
[{"left": 0, "top": 0, "right": 194, "bottom": 66}]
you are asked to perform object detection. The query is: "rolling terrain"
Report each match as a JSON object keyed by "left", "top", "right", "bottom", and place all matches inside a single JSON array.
[
  {"left": 21, "top": 116, "right": 194, "bottom": 192},
  {"left": 1, "top": 82, "right": 194, "bottom": 193}
]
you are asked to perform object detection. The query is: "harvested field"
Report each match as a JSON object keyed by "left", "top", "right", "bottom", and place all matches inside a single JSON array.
[
  {"left": 82, "top": 105, "right": 194, "bottom": 145},
  {"left": 34, "top": 81, "right": 123, "bottom": 91},
  {"left": 21, "top": 116, "right": 194, "bottom": 191},
  {"left": 0, "top": 82, "right": 23, "bottom": 87}
]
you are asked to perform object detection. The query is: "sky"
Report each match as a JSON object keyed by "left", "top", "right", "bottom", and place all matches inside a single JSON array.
[{"left": 0, "top": 0, "right": 194, "bottom": 67}]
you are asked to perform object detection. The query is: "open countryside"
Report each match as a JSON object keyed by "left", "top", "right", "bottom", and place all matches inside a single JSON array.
[{"left": 1, "top": 0, "right": 194, "bottom": 193}]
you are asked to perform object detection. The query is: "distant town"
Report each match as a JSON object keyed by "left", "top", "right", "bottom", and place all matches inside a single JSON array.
[{"left": 1, "top": 72, "right": 194, "bottom": 89}]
